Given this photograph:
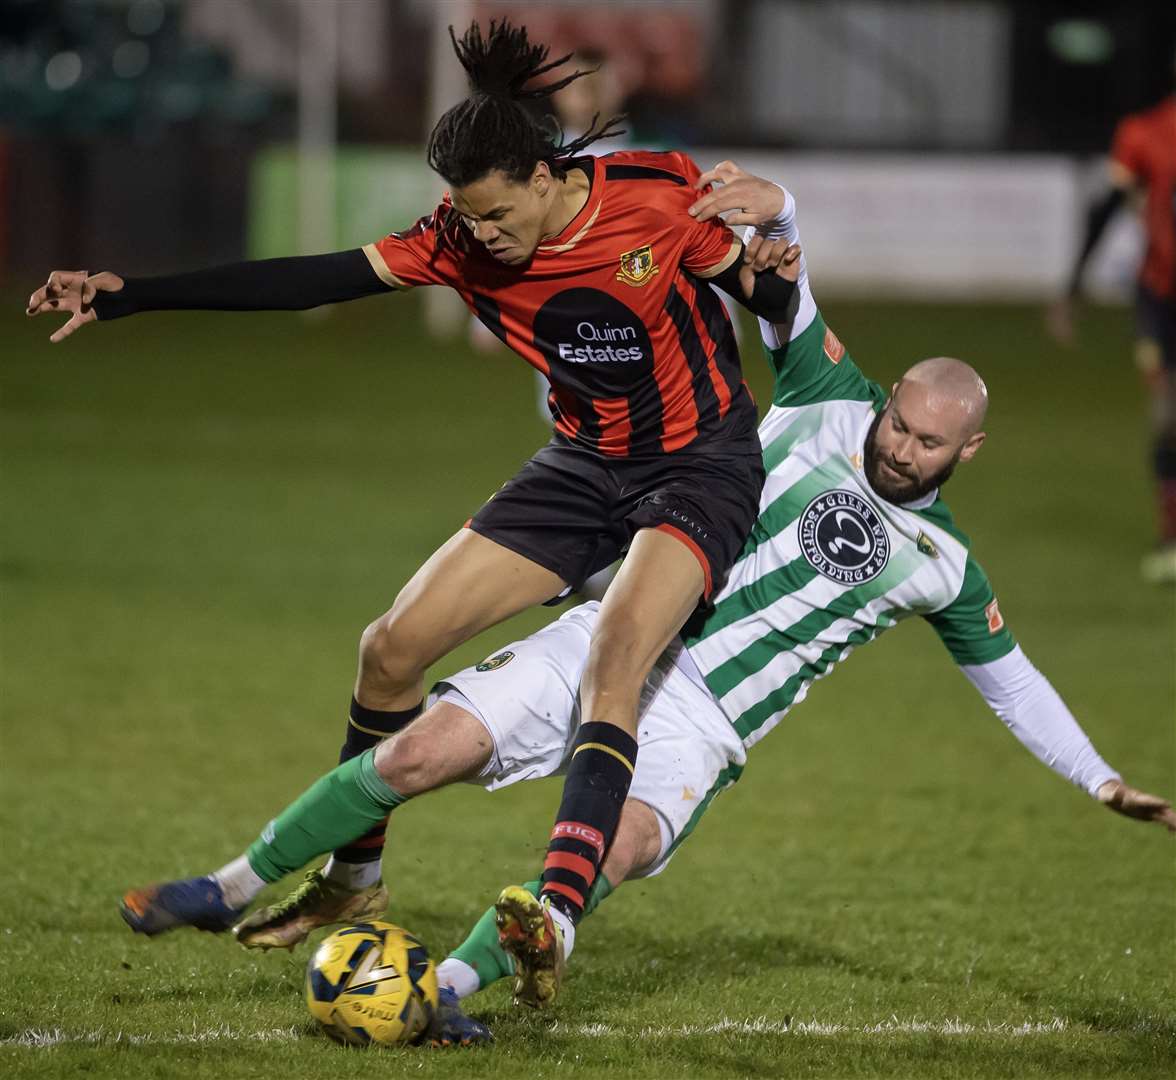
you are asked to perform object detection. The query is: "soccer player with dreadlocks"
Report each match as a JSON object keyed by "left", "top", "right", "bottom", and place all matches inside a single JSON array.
[{"left": 29, "top": 22, "right": 799, "bottom": 957}]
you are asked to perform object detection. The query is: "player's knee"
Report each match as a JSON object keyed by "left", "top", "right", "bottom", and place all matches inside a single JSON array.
[
  {"left": 373, "top": 725, "right": 439, "bottom": 796},
  {"left": 359, "top": 614, "right": 427, "bottom": 690}
]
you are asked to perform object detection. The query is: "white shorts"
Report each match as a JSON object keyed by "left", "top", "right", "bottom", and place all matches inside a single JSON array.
[{"left": 431, "top": 602, "right": 747, "bottom": 878}]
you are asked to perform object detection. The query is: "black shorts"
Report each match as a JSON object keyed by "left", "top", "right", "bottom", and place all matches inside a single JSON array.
[
  {"left": 1136, "top": 284, "right": 1176, "bottom": 370},
  {"left": 467, "top": 434, "right": 765, "bottom": 600}
]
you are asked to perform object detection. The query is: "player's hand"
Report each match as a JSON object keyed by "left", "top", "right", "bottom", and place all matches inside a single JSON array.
[
  {"left": 1044, "top": 297, "right": 1076, "bottom": 346},
  {"left": 737, "top": 240, "right": 802, "bottom": 299},
  {"left": 690, "top": 161, "right": 785, "bottom": 228},
  {"left": 1097, "top": 779, "right": 1176, "bottom": 832},
  {"left": 26, "top": 270, "right": 124, "bottom": 343}
]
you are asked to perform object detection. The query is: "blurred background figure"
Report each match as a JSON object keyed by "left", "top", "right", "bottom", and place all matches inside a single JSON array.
[{"left": 1047, "top": 47, "right": 1176, "bottom": 583}]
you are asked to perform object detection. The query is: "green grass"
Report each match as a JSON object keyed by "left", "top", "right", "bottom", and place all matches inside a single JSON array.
[{"left": 1, "top": 292, "right": 1173, "bottom": 1078}]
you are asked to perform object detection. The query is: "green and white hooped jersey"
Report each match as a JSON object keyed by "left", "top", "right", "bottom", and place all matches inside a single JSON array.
[{"left": 684, "top": 298, "right": 1015, "bottom": 750}]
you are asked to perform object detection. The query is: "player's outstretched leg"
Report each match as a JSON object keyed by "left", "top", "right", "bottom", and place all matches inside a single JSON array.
[
  {"left": 120, "top": 876, "right": 244, "bottom": 937},
  {"left": 494, "top": 884, "right": 566, "bottom": 1009},
  {"left": 233, "top": 869, "right": 389, "bottom": 951},
  {"left": 427, "top": 987, "right": 494, "bottom": 1047}
]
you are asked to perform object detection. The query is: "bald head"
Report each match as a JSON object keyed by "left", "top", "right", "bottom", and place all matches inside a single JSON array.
[
  {"left": 900, "top": 356, "right": 988, "bottom": 439},
  {"left": 864, "top": 357, "right": 989, "bottom": 503}
]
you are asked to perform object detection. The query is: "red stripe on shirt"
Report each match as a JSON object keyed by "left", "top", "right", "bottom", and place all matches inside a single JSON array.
[{"left": 592, "top": 396, "right": 632, "bottom": 456}]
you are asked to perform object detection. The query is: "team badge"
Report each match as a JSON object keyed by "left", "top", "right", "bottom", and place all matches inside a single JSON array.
[
  {"left": 799, "top": 490, "right": 890, "bottom": 584},
  {"left": 475, "top": 650, "right": 515, "bottom": 672},
  {"left": 616, "top": 245, "right": 658, "bottom": 287},
  {"left": 916, "top": 531, "right": 940, "bottom": 559}
]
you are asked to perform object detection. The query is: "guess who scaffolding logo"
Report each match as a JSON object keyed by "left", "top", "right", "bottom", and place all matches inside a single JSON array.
[{"left": 799, "top": 490, "right": 891, "bottom": 584}]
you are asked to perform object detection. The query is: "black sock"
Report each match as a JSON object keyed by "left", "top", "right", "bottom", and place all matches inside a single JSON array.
[
  {"left": 540, "top": 721, "right": 638, "bottom": 924},
  {"left": 332, "top": 697, "right": 421, "bottom": 865}
]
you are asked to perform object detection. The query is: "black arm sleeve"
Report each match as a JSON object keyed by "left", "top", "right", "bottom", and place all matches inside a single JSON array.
[
  {"left": 89, "top": 248, "right": 391, "bottom": 321},
  {"left": 1066, "top": 186, "right": 1128, "bottom": 297},
  {"left": 708, "top": 245, "right": 799, "bottom": 324}
]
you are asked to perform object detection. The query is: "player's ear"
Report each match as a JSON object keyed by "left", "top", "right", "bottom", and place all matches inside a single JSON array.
[
  {"left": 959, "top": 430, "right": 986, "bottom": 463},
  {"left": 532, "top": 160, "right": 553, "bottom": 196}
]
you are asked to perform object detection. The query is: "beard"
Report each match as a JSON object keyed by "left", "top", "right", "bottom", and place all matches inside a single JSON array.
[{"left": 863, "top": 410, "right": 959, "bottom": 504}]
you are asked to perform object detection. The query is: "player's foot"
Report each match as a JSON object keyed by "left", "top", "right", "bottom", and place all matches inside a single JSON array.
[
  {"left": 120, "top": 876, "right": 244, "bottom": 937},
  {"left": 233, "top": 869, "right": 388, "bottom": 951},
  {"left": 494, "top": 885, "right": 565, "bottom": 1009},
  {"left": 1141, "top": 542, "right": 1176, "bottom": 585},
  {"left": 427, "top": 986, "right": 494, "bottom": 1047}
]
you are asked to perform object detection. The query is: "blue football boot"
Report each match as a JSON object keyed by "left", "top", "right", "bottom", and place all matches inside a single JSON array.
[
  {"left": 120, "top": 875, "right": 244, "bottom": 936},
  {"left": 427, "top": 986, "right": 494, "bottom": 1047}
]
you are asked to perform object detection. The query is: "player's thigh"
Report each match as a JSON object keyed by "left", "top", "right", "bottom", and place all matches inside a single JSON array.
[
  {"left": 435, "top": 604, "right": 601, "bottom": 788},
  {"left": 373, "top": 528, "right": 566, "bottom": 667},
  {"left": 585, "top": 528, "right": 706, "bottom": 688},
  {"left": 623, "top": 661, "right": 747, "bottom": 880}
]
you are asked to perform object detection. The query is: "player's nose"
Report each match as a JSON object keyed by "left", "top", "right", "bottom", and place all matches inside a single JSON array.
[{"left": 473, "top": 221, "right": 499, "bottom": 243}]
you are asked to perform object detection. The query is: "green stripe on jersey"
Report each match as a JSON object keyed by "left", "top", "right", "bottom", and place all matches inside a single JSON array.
[
  {"left": 704, "top": 548, "right": 919, "bottom": 700},
  {"left": 760, "top": 404, "right": 827, "bottom": 474},
  {"left": 732, "top": 615, "right": 899, "bottom": 741},
  {"left": 733, "top": 453, "right": 857, "bottom": 569}
]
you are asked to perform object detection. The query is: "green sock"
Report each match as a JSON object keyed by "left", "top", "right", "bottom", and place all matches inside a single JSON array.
[
  {"left": 246, "top": 750, "right": 407, "bottom": 883},
  {"left": 448, "top": 873, "right": 615, "bottom": 990}
]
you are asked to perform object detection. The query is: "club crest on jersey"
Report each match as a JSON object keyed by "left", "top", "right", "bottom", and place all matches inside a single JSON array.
[
  {"left": 916, "top": 531, "right": 940, "bottom": 559},
  {"left": 616, "top": 244, "right": 658, "bottom": 286},
  {"left": 799, "top": 490, "right": 890, "bottom": 584},
  {"left": 475, "top": 650, "right": 515, "bottom": 672}
]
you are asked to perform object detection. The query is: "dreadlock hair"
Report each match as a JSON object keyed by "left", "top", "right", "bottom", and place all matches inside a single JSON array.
[{"left": 426, "top": 19, "right": 625, "bottom": 189}]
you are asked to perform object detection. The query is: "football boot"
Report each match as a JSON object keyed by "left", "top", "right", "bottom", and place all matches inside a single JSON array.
[
  {"left": 494, "top": 885, "right": 565, "bottom": 1009},
  {"left": 427, "top": 986, "right": 494, "bottom": 1047},
  {"left": 233, "top": 868, "right": 388, "bottom": 950},
  {"left": 120, "top": 875, "right": 243, "bottom": 936}
]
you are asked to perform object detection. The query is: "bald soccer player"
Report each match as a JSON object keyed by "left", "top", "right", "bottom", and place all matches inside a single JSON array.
[{"left": 120, "top": 166, "right": 1174, "bottom": 1041}]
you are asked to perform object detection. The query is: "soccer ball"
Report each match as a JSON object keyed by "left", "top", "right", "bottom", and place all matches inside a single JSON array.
[{"left": 305, "top": 921, "right": 438, "bottom": 1046}]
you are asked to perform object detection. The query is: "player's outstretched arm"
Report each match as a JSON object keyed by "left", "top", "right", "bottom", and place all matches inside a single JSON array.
[
  {"left": 26, "top": 249, "right": 392, "bottom": 343},
  {"left": 956, "top": 646, "right": 1176, "bottom": 833},
  {"left": 1096, "top": 779, "right": 1176, "bottom": 832}
]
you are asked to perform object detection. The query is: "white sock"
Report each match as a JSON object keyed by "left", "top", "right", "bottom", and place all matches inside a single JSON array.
[
  {"left": 322, "top": 856, "right": 384, "bottom": 891},
  {"left": 435, "top": 957, "right": 481, "bottom": 999},
  {"left": 211, "top": 855, "right": 267, "bottom": 910},
  {"left": 547, "top": 904, "right": 576, "bottom": 960}
]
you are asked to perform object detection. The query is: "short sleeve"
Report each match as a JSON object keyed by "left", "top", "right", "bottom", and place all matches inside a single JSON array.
[
  {"left": 666, "top": 152, "right": 740, "bottom": 275},
  {"left": 1109, "top": 116, "right": 1147, "bottom": 181},
  {"left": 925, "top": 556, "right": 1017, "bottom": 666},
  {"left": 363, "top": 209, "right": 451, "bottom": 290}
]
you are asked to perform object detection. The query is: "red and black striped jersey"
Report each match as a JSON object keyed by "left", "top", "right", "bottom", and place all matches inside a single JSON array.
[
  {"left": 364, "top": 151, "right": 757, "bottom": 458},
  {"left": 1111, "top": 97, "right": 1176, "bottom": 300}
]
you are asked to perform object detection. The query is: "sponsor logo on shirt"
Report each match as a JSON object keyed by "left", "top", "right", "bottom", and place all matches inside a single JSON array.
[
  {"left": 823, "top": 327, "right": 846, "bottom": 364},
  {"left": 799, "top": 490, "right": 890, "bottom": 584},
  {"left": 558, "top": 320, "right": 644, "bottom": 364},
  {"left": 985, "top": 599, "right": 1004, "bottom": 634},
  {"left": 475, "top": 650, "right": 515, "bottom": 672},
  {"left": 616, "top": 244, "right": 659, "bottom": 287}
]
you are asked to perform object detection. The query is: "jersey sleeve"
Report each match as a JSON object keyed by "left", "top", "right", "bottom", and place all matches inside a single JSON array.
[
  {"left": 1109, "top": 116, "right": 1148, "bottom": 181},
  {"left": 753, "top": 186, "right": 876, "bottom": 407},
  {"left": 925, "top": 555, "right": 1017, "bottom": 666},
  {"left": 666, "top": 152, "right": 741, "bottom": 275},
  {"left": 362, "top": 207, "right": 453, "bottom": 290}
]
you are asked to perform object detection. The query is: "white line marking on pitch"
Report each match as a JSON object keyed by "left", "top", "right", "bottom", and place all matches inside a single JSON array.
[{"left": 4, "top": 1016, "right": 1076, "bottom": 1048}]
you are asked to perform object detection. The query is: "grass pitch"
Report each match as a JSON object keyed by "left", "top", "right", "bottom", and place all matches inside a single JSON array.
[{"left": 1, "top": 293, "right": 1173, "bottom": 1078}]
